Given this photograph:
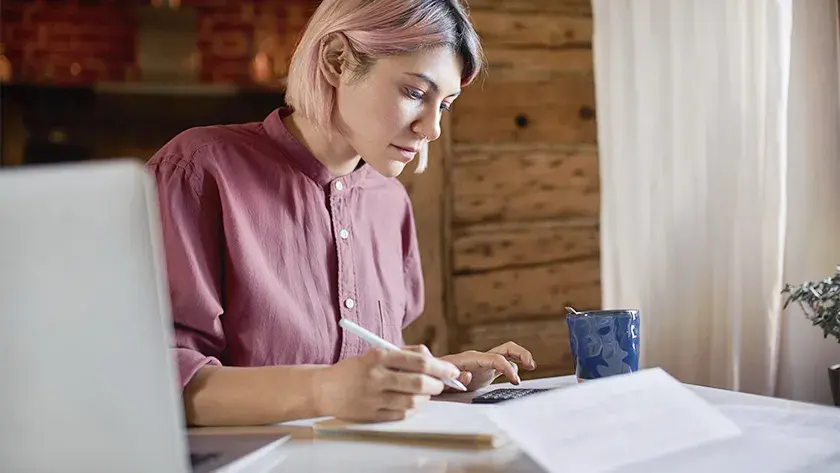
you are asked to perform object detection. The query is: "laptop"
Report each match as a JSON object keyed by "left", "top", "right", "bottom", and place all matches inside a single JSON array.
[{"left": 0, "top": 160, "right": 290, "bottom": 473}]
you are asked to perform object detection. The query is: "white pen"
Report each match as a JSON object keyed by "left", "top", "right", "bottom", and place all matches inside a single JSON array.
[{"left": 338, "top": 317, "right": 468, "bottom": 392}]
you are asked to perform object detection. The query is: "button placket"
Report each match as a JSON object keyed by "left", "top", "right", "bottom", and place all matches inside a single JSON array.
[{"left": 330, "top": 181, "right": 359, "bottom": 359}]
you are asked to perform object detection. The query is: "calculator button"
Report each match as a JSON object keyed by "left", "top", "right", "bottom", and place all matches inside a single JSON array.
[{"left": 470, "top": 388, "right": 552, "bottom": 404}]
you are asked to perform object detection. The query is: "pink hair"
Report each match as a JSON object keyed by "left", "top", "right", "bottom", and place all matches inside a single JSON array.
[{"left": 285, "top": 0, "right": 484, "bottom": 173}]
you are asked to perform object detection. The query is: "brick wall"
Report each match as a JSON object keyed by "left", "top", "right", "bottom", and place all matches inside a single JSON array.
[
  {"left": 1, "top": 0, "right": 318, "bottom": 85},
  {"left": 197, "top": 1, "right": 313, "bottom": 83},
  {"left": 1, "top": 2, "right": 136, "bottom": 84}
]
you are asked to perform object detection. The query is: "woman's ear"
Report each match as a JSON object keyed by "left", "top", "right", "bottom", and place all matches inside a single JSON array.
[{"left": 318, "top": 32, "right": 353, "bottom": 88}]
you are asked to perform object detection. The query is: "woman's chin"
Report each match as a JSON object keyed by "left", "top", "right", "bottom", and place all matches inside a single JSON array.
[{"left": 369, "top": 160, "right": 408, "bottom": 178}]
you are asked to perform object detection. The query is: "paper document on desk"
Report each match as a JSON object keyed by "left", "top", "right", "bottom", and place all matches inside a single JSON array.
[
  {"left": 719, "top": 404, "right": 840, "bottom": 439},
  {"left": 314, "top": 401, "right": 506, "bottom": 448},
  {"left": 621, "top": 404, "right": 840, "bottom": 473},
  {"left": 485, "top": 367, "right": 743, "bottom": 473},
  {"left": 619, "top": 429, "right": 837, "bottom": 473}
]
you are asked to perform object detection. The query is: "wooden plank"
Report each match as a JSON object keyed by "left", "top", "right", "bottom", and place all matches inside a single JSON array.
[
  {"left": 482, "top": 48, "right": 593, "bottom": 81},
  {"left": 440, "top": 112, "right": 459, "bottom": 356},
  {"left": 453, "top": 13, "right": 596, "bottom": 145},
  {"left": 489, "top": 366, "right": 574, "bottom": 383},
  {"left": 453, "top": 142, "right": 597, "bottom": 163},
  {"left": 454, "top": 257, "right": 601, "bottom": 324},
  {"left": 471, "top": 10, "right": 592, "bottom": 48},
  {"left": 457, "top": 319, "right": 575, "bottom": 369},
  {"left": 452, "top": 144, "right": 599, "bottom": 224},
  {"left": 453, "top": 218, "right": 599, "bottom": 273},
  {"left": 518, "top": 365, "right": 575, "bottom": 381},
  {"left": 467, "top": 0, "right": 592, "bottom": 16},
  {"left": 399, "top": 115, "right": 450, "bottom": 356},
  {"left": 453, "top": 75, "right": 596, "bottom": 144}
]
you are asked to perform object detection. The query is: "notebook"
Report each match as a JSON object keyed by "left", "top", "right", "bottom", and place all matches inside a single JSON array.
[{"left": 312, "top": 401, "right": 507, "bottom": 449}]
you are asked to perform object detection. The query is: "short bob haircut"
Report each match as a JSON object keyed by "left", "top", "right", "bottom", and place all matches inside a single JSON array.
[{"left": 285, "top": 0, "right": 485, "bottom": 173}]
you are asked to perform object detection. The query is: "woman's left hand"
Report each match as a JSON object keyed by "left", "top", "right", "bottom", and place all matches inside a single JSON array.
[{"left": 438, "top": 342, "right": 536, "bottom": 392}]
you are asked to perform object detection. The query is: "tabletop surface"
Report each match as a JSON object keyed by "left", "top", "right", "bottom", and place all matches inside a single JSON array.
[{"left": 187, "top": 375, "right": 840, "bottom": 473}]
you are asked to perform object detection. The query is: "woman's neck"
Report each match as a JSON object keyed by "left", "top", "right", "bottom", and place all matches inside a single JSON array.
[{"left": 282, "top": 111, "right": 362, "bottom": 177}]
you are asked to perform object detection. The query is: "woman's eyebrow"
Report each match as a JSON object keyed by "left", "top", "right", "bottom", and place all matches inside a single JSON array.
[{"left": 403, "top": 72, "right": 461, "bottom": 97}]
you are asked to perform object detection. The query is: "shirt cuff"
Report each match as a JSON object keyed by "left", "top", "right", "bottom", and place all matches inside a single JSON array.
[{"left": 175, "top": 348, "right": 222, "bottom": 390}]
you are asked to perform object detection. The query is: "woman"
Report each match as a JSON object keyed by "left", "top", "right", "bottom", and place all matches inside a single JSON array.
[{"left": 147, "top": 0, "right": 536, "bottom": 427}]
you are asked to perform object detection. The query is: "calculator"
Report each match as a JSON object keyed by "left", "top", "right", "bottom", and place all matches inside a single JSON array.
[{"left": 470, "top": 388, "right": 552, "bottom": 404}]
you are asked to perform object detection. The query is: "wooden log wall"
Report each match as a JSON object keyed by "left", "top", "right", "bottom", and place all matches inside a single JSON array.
[{"left": 402, "top": 0, "right": 600, "bottom": 380}]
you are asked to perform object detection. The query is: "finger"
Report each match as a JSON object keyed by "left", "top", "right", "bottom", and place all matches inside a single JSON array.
[
  {"left": 382, "top": 370, "right": 445, "bottom": 395},
  {"left": 489, "top": 341, "right": 535, "bottom": 369},
  {"left": 383, "top": 350, "right": 460, "bottom": 380},
  {"left": 379, "top": 393, "right": 430, "bottom": 411},
  {"left": 489, "top": 342, "right": 536, "bottom": 370},
  {"left": 443, "top": 371, "right": 474, "bottom": 392},
  {"left": 457, "top": 353, "right": 521, "bottom": 384},
  {"left": 402, "top": 344, "right": 433, "bottom": 357},
  {"left": 457, "top": 370, "right": 473, "bottom": 386}
]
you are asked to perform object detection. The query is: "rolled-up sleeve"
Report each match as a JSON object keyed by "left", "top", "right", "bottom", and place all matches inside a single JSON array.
[{"left": 147, "top": 155, "right": 225, "bottom": 389}]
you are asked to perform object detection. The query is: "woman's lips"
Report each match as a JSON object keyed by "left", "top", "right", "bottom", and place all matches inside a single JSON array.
[{"left": 391, "top": 144, "right": 418, "bottom": 161}]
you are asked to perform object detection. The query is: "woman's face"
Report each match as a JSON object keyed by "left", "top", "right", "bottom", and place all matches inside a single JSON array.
[{"left": 332, "top": 46, "right": 463, "bottom": 178}]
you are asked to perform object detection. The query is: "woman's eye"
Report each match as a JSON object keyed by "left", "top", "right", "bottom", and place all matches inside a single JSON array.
[
  {"left": 406, "top": 88, "right": 424, "bottom": 100},
  {"left": 405, "top": 87, "right": 451, "bottom": 111}
]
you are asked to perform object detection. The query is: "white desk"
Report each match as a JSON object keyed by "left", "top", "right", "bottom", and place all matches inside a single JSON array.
[{"left": 189, "top": 375, "right": 840, "bottom": 473}]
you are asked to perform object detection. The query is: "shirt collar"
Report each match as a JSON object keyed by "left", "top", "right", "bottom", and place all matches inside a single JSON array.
[{"left": 262, "top": 107, "right": 371, "bottom": 190}]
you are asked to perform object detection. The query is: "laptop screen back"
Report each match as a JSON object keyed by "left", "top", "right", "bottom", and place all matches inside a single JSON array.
[{"left": 0, "top": 160, "right": 190, "bottom": 473}]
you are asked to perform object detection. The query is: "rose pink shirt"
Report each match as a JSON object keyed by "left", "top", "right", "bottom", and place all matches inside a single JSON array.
[{"left": 145, "top": 108, "right": 424, "bottom": 389}]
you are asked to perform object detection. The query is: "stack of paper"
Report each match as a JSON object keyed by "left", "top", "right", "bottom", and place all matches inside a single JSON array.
[{"left": 308, "top": 367, "right": 840, "bottom": 472}]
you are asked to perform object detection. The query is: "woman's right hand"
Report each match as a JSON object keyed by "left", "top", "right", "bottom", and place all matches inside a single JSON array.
[{"left": 312, "top": 346, "right": 460, "bottom": 422}]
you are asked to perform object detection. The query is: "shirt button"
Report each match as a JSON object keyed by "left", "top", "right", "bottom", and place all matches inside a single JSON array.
[
  {"left": 334, "top": 180, "right": 344, "bottom": 191},
  {"left": 339, "top": 228, "right": 349, "bottom": 239},
  {"left": 344, "top": 298, "right": 355, "bottom": 309}
]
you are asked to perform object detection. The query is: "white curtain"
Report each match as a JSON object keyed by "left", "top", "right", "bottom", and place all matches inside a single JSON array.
[
  {"left": 777, "top": 0, "right": 840, "bottom": 405},
  {"left": 593, "top": 0, "right": 840, "bottom": 404}
]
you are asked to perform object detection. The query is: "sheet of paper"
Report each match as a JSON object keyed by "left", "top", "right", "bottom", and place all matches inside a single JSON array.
[
  {"left": 618, "top": 429, "right": 836, "bottom": 473},
  {"left": 718, "top": 404, "right": 840, "bottom": 438},
  {"left": 485, "top": 368, "right": 743, "bottom": 473},
  {"left": 321, "top": 401, "right": 503, "bottom": 437},
  {"left": 621, "top": 404, "right": 840, "bottom": 473}
]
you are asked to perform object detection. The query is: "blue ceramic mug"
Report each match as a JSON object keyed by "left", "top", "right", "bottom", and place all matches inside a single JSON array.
[{"left": 566, "top": 309, "right": 640, "bottom": 382}]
